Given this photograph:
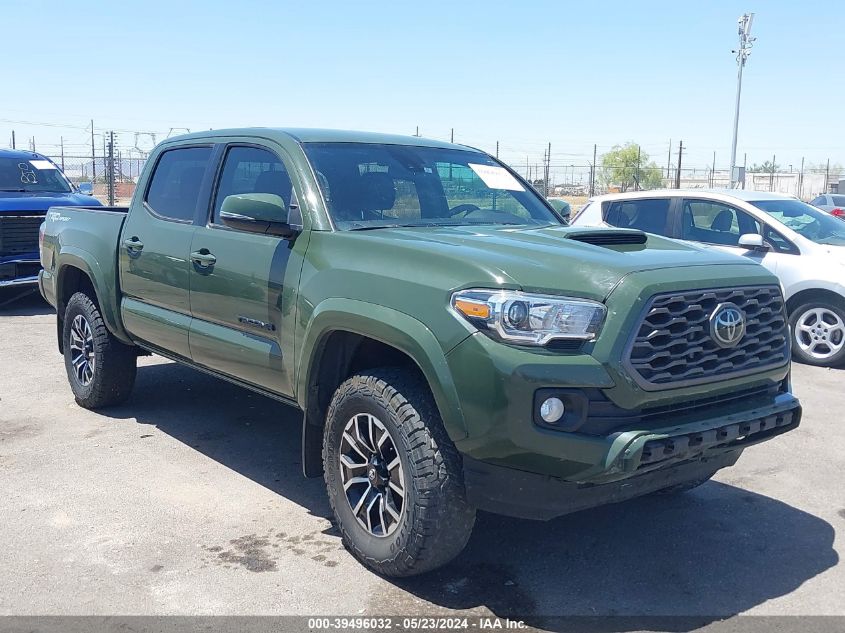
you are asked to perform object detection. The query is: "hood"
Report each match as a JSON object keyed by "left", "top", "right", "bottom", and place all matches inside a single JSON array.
[
  {"left": 0, "top": 191, "right": 101, "bottom": 212},
  {"left": 338, "top": 224, "right": 760, "bottom": 301}
]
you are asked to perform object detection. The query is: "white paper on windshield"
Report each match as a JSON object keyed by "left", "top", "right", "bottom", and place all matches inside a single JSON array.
[
  {"left": 468, "top": 163, "right": 525, "bottom": 191},
  {"left": 29, "top": 160, "right": 57, "bottom": 170}
]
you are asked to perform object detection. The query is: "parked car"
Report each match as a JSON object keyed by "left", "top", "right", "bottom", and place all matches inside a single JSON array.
[
  {"left": 40, "top": 130, "right": 801, "bottom": 576},
  {"left": 809, "top": 193, "right": 845, "bottom": 219},
  {"left": 572, "top": 189, "right": 845, "bottom": 366},
  {"left": 546, "top": 196, "right": 572, "bottom": 220},
  {"left": 0, "top": 149, "right": 100, "bottom": 288}
]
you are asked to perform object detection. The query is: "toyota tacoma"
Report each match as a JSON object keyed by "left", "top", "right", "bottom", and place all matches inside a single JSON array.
[{"left": 39, "top": 128, "right": 801, "bottom": 576}]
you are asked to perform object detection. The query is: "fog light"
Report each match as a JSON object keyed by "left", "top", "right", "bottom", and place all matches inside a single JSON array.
[{"left": 540, "top": 397, "right": 565, "bottom": 424}]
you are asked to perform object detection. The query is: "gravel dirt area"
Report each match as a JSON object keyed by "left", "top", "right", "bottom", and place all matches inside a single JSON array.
[{"left": 0, "top": 290, "right": 842, "bottom": 624}]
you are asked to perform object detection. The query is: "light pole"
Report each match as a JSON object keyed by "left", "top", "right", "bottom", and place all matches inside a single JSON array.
[{"left": 729, "top": 13, "right": 756, "bottom": 189}]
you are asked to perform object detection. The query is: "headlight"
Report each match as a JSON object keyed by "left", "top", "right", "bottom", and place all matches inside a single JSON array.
[{"left": 451, "top": 289, "right": 606, "bottom": 346}]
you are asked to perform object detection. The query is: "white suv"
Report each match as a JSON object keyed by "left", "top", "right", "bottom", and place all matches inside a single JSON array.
[{"left": 572, "top": 189, "right": 845, "bottom": 367}]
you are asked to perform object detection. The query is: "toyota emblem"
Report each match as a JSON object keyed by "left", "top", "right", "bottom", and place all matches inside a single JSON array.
[{"left": 710, "top": 303, "right": 746, "bottom": 348}]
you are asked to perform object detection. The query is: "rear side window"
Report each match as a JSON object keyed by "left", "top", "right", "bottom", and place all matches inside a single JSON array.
[
  {"left": 145, "top": 147, "right": 212, "bottom": 222},
  {"left": 603, "top": 198, "right": 671, "bottom": 235},
  {"left": 832, "top": 195, "right": 845, "bottom": 206}
]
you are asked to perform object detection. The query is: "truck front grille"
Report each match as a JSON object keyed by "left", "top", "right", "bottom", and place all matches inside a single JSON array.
[
  {"left": 0, "top": 214, "right": 44, "bottom": 257},
  {"left": 624, "top": 286, "right": 789, "bottom": 389}
]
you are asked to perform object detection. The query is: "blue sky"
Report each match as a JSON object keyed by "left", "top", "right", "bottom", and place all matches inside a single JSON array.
[{"left": 2, "top": 0, "right": 843, "bottom": 170}]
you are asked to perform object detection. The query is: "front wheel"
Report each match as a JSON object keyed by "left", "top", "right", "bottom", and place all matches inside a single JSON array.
[
  {"left": 789, "top": 302, "right": 845, "bottom": 367},
  {"left": 63, "top": 292, "right": 137, "bottom": 408},
  {"left": 323, "top": 369, "right": 476, "bottom": 577}
]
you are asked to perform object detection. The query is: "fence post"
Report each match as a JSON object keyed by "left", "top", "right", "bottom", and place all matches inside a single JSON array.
[{"left": 799, "top": 157, "right": 804, "bottom": 199}]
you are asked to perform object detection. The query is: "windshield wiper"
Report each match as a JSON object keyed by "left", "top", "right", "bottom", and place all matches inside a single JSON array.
[{"left": 0, "top": 188, "right": 27, "bottom": 192}]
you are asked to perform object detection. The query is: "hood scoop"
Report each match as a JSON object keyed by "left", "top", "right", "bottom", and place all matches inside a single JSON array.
[{"left": 565, "top": 228, "right": 647, "bottom": 246}]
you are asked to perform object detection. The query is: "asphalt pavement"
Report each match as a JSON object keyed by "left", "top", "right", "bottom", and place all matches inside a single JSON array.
[{"left": 0, "top": 290, "right": 842, "bottom": 627}]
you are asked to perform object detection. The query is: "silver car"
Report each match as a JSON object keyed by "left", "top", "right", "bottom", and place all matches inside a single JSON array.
[
  {"left": 809, "top": 193, "right": 845, "bottom": 219},
  {"left": 572, "top": 189, "right": 845, "bottom": 367}
]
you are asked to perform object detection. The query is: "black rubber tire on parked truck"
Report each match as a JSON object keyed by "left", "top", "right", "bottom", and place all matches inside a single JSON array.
[
  {"left": 63, "top": 291, "right": 137, "bottom": 409},
  {"left": 323, "top": 368, "right": 476, "bottom": 577}
]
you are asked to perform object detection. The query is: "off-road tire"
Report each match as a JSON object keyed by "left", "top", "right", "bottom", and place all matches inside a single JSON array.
[
  {"left": 788, "top": 301, "right": 845, "bottom": 368},
  {"left": 323, "top": 368, "right": 476, "bottom": 577},
  {"left": 63, "top": 292, "right": 137, "bottom": 409}
]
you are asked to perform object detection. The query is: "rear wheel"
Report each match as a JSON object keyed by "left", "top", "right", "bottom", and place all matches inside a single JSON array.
[
  {"left": 789, "top": 302, "right": 845, "bottom": 367},
  {"left": 323, "top": 368, "right": 475, "bottom": 577},
  {"left": 63, "top": 292, "right": 137, "bottom": 408}
]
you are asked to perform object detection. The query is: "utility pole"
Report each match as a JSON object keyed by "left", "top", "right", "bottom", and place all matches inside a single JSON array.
[
  {"left": 634, "top": 145, "right": 641, "bottom": 191},
  {"left": 90, "top": 120, "right": 97, "bottom": 184},
  {"left": 666, "top": 139, "right": 672, "bottom": 179},
  {"left": 450, "top": 128, "right": 454, "bottom": 143},
  {"left": 675, "top": 141, "right": 684, "bottom": 189},
  {"left": 495, "top": 141, "right": 499, "bottom": 158},
  {"left": 10, "top": 130, "right": 15, "bottom": 149},
  {"left": 591, "top": 144, "right": 597, "bottom": 196},
  {"left": 107, "top": 131, "right": 116, "bottom": 206},
  {"left": 729, "top": 13, "right": 756, "bottom": 188},
  {"left": 414, "top": 126, "right": 420, "bottom": 137},
  {"left": 544, "top": 142, "right": 551, "bottom": 196},
  {"left": 60, "top": 137, "right": 65, "bottom": 170},
  {"left": 30, "top": 137, "right": 35, "bottom": 151}
]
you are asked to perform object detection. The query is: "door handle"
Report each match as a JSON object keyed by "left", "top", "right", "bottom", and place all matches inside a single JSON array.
[
  {"left": 123, "top": 237, "right": 144, "bottom": 252},
  {"left": 190, "top": 250, "right": 217, "bottom": 267}
]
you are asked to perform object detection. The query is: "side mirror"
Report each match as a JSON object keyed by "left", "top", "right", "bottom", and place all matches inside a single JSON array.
[
  {"left": 77, "top": 182, "right": 93, "bottom": 195},
  {"left": 219, "top": 193, "right": 298, "bottom": 238},
  {"left": 738, "top": 233, "right": 770, "bottom": 252}
]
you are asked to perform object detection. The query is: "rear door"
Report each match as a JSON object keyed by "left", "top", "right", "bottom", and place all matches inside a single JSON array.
[
  {"left": 187, "top": 143, "right": 301, "bottom": 396},
  {"left": 119, "top": 145, "right": 214, "bottom": 358},
  {"left": 601, "top": 197, "right": 676, "bottom": 236}
]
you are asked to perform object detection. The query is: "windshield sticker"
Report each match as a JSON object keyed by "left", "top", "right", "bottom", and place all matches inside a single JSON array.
[
  {"left": 18, "top": 162, "right": 37, "bottom": 184},
  {"left": 468, "top": 163, "right": 525, "bottom": 191},
  {"left": 29, "top": 160, "right": 57, "bottom": 170}
]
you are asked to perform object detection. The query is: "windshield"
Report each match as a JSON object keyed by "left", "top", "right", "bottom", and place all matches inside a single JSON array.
[
  {"left": 0, "top": 157, "right": 73, "bottom": 193},
  {"left": 750, "top": 198, "right": 845, "bottom": 246},
  {"left": 303, "top": 143, "right": 560, "bottom": 230}
]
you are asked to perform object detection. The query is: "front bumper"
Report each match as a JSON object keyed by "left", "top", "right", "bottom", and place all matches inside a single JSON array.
[
  {"left": 464, "top": 449, "right": 743, "bottom": 521},
  {"left": 0, "top": 255, "right": 40, "bottom": 287},
  {"left": 447, "top": 331, "right": 799, "bottom": 481}
]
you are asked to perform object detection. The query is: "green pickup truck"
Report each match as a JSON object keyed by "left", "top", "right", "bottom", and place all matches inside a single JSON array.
[{"left": 39, "top": 128, "right": 801, "bottom": 576}]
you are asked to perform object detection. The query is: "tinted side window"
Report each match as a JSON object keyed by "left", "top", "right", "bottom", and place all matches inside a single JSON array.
[
  {"left": 832, "top": 195, "right": 845, "bottom": 206},
  {"left": 810, "top": 196, "right": 825, "bottom": 206},
  {"left": 145, "top": 147, "right": 212, "bottom": 221},
  {"left": 603, "top": 198, "right": 671, "bottom": 235},
  {"left": 681, "top": 200, "right": 761, "bottom": 246},
  {"left": 212, "top": 146, "right": 294, "bottom": 222}
]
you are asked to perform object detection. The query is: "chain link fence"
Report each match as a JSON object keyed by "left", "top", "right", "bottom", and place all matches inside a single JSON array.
[
  {"left": 41, "top": 151, "right": 839, "bottom": 210},
  {"left": 46, "top": 153, "right": 148, "bottom": 206}
]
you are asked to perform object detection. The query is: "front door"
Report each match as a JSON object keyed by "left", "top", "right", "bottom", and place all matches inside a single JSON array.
[
  {"left": 119, "top": 145, "right": 214, "bottom": 358},
  {"left": 677, "top": 198, "right": 781, "bottom": 272},
  {"left": 187, "top": 144, "right": 300, "bottom": 396}
]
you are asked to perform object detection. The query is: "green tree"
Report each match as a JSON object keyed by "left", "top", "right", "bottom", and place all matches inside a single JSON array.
[
  {"left": 600, "top": 143, "right": 663, "bottom": 192},
  {"left": 748, "top": 160, "right": 781, "bottom": 173}
]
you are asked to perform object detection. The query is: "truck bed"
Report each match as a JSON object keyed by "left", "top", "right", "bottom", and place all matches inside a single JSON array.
[{"left": 39, "top": 205, "right": 130, "bottom": 323}]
